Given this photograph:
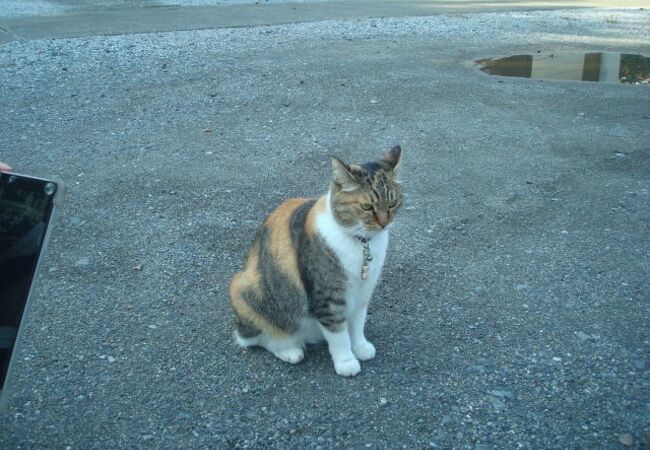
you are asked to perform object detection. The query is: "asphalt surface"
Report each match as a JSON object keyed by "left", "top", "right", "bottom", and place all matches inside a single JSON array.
[{"left": 0, "top": 2, "right": 649, "bottom": 449}]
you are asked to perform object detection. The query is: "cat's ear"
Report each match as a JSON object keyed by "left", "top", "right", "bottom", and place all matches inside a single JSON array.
[
  {"left": 331, "top": 156, "right": 361, "bottom": 192},
  {"left": 382, "top": 145, "right": 402, "bottom": 173}
]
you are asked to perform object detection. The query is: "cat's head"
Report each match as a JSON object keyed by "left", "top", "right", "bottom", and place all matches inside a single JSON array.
[{"left": 329, "top": 145, "right": 403, "bottom": 233}]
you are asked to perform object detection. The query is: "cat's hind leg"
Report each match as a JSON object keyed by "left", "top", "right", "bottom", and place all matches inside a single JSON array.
[
  {"left": 235, "top": 330, "right": 261, "bottom": 348},
  {"left": 235, "top": 326, "right": 304, "bottom": 364},
  {"left": 234, "top": 316, "right": 263, "bottom": 348},
  {"left": 263, "top": 335, "right": 305, "bottom": 364}
]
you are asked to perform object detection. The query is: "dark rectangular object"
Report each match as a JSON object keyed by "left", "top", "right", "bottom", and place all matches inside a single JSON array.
[{"left": 0, "top": 172, "right": 63, "bottom": 413}]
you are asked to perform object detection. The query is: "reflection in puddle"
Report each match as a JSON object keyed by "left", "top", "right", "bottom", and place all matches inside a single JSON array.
[{"left": 477, "top": 52, "right": 650, "bottom": 84}]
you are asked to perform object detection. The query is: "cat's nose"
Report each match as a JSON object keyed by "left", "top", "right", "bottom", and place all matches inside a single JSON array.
[{"left": 376, "top": 215, "right": 389, "bottom": 228}]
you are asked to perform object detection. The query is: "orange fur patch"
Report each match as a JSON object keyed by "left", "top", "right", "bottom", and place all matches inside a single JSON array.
[
  {"left": 305, "top": 195, "right": 327, "bottom": 237},
  {"left": 265, "top": 198, "right": 309, "bottom": 290},
  {"left": 241, "top": 246, "right": 262, "bottom": 294}
]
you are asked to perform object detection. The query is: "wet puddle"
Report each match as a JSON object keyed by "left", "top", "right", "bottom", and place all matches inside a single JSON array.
[{"left": 477, "top": 52, "right": 650, "bottom": 85}]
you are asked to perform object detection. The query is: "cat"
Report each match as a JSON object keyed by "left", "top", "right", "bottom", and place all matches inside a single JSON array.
[{"left": 229, "top": 146, "right": 403, "bottom": 376}]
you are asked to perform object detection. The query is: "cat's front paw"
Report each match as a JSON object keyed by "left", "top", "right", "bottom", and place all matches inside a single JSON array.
[
  {"left": 334, "top": 358, "right": 361, "bottom": 377},
  {"left": 353, "top": 341, "right": 376, "bottom": 361}
]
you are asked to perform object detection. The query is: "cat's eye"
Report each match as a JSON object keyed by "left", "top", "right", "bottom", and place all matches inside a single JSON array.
[
  {"left": 360, "top": 203, "right": 373, "bottom": 211},
  {"left": 388, "top": 199, "right": 398, "bottom": 208}
]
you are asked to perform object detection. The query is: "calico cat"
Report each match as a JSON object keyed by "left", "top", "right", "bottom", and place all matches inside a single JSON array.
[{"left": 229, "top": 146, "right": 402, "bottom": 376}]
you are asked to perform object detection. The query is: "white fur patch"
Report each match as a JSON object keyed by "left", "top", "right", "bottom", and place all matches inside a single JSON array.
[{"left": 315, "top": 192, "right": 388, "bottom": 309}]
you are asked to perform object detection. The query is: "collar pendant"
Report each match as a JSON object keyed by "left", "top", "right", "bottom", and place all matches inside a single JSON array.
[{"left": 360, "top": 241, "right": 373, "bottom": 280}]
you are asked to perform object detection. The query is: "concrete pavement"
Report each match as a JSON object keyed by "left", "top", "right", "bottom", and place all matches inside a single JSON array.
[{"left": 1, "top": 0, "right": 649, "bottom": 42}]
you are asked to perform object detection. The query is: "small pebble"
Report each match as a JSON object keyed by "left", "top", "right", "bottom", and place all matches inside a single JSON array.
[
  {"left": 619, "top": 433, "right": 634, "bottom": 446},
  {"left": 75, "top": 257, "right": 90, "bottom": 267},
  {"left": 487, "top": 390, "right": 513, "bottom": 399}
]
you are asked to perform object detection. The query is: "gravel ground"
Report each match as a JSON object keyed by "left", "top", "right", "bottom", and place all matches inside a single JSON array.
[{"left": 0, "top": 8, "right": 649, "bottom": 450}]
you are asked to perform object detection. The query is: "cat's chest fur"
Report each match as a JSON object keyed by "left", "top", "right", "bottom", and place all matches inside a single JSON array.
[{"left": 315, "top": 200, "right": 388, "bottom": 307}]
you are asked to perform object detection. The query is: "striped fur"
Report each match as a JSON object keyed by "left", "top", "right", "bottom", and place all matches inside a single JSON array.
[{"left": 229, "top": 146, "right": 403, "bottom": 376}]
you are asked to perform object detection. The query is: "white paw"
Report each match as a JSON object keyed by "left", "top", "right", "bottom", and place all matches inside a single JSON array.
[
  {"left": 353, "top": 341, "right": 376, "bottom": 361},
  {"left": 275, "top": 348, "right": 304, "bottom": 364},
  {"left": 334, "top": 358, "right": 361, "bottom": 377}
]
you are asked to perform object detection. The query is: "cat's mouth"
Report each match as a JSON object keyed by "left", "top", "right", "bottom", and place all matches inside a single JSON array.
[
  {"left": 360, "top": 222, "right": 392, "bottom": 234},
  {"left": 368, "top": 219, "right": 394, "bottom": 230},
  {"left": 348, "top": 219, "right": 392, "bottom": 240}
]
